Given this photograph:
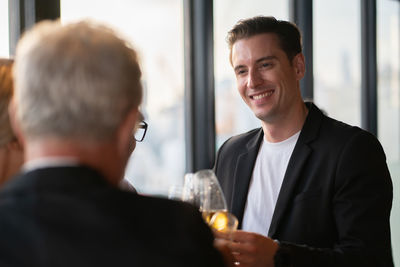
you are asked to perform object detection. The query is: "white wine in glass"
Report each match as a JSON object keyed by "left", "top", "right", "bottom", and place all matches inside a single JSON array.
[
  {"left": 193, "top": 169, "right": 238, "bottom": 232},
  {"left": 208, "top": 211, "right": 238, "bottom": 233}
]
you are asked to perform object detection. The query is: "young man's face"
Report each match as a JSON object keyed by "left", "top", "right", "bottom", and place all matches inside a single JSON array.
[{"left": 231, "top": 33, "right": 304, "bottom": 124}]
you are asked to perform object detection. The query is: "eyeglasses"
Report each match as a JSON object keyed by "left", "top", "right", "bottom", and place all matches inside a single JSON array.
[{"left": 134, "top": 121, "right": 148, "bottom": 142}]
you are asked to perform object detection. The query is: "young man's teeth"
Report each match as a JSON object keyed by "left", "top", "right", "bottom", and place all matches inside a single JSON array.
[{"left": 253, "top": 91, "right": 273, "bottom": 100}]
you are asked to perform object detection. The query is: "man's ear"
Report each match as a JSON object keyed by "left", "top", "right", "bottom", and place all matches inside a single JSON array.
[
  {"left": 116, "top": 107, "right": 139, "bottom": 157},
  {"left": 293, "top": 53, "right": 306, "bottom": 81},
  {"left": 8, "top": 97, "right": 25, "bottom": 148}
]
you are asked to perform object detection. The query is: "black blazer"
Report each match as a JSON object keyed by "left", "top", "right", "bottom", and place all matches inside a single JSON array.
[
  {"left": 0, "top": 166, "right": 225, "bottom": 267},
  {"left": 214, "top": 103, "right": 393, "bottom": 266}
]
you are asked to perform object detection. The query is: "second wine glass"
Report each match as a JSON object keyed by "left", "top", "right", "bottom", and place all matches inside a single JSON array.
[
  {"left": 194, "top": 169, "right": 227, "bottom": 223},
  {"left": 193, "top": 169, "right": 238, "bottom": 232}
]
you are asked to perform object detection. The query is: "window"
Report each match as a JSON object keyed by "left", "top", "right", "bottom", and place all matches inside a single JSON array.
[
  {"left": 377, "top": 0, "right": 400, "bottom": 265},
  {"left": 61, "top": 0, "right": 185, "bottom": 196},
  {"left": 313, "top": 0, "right": 361, "bottom": 126},
  {"left": 0, "top": 0, "right": 9, "bottom": 57},
  {"left": 214, "top": 0, "right": 289, "bottom": 148}
]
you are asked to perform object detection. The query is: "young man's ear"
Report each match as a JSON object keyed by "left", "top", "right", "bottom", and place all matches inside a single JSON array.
[{"left": 293, "top": 53, "right": 306, "bottom": 80}]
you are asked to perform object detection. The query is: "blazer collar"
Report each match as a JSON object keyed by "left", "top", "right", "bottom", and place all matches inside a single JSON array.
[
  {"left": 298, "top": 102, "right": 324, "bottom": 144},
  {"left": 231, "top": 128, "right": 264, "bottom": 228}
]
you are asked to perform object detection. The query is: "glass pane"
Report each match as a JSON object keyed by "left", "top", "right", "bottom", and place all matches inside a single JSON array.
[
  {"left": 214, "top": 0, "right": 289, "bottom": 148},
  {"left": 313, "top": 0, "right": 361, "bottom": 127},
  {"left": 377, "top": 0, "right": 400, "bottom": 265},
  {"left": 61, "top": 0, "right": 185, "bottom": 196},
  {"left": 0, "top": 0, "right": 9, "bottom": 57}
]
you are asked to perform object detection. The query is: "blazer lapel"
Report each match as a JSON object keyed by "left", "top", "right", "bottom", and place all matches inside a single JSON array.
[
  {"left": 268, "top": 142, "right": 311, "bottom": 237},
  {"left": 268, "top": 103, "right": 323, "bottom": 237},
  {"left": 231, "top": 129, "right": 264, "bottom": 228}
]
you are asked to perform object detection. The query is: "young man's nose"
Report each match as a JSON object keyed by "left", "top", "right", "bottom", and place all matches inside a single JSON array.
[{"left": 247, "top": 68, "right": 263, "bottom": 88}]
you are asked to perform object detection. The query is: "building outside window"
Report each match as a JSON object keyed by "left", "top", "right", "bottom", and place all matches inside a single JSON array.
[
  {"left": 313, "top": 0, "right": 361, "bottom": 127},
  {"left": 377, "top": 0, "right": 400, "bottom": 265}
]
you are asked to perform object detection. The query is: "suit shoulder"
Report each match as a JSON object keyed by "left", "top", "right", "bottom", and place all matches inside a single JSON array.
[
  {"left": 317, "top": 115, "right": 386, "bottom": 160},
  {"left": 321, "top": 115, "right": 376, "bottom": 142},
  {"left": 218, "top": 128, "right": 262, "bottom": 153},
  {"left": 131, "top": 194, "right": 208, "bottom": 230},
  {"left": 131, "top": 195, "right": 225, "bottom": 265}
]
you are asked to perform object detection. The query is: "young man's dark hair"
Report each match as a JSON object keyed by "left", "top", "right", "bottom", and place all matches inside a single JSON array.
[{"left": 227, "top": 16, "right": 302, "bottom": 64}]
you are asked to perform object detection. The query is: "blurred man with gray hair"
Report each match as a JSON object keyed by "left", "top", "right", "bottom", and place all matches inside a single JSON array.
[{"left": 0, "top": 20, "right": 227, "bottom": 267}]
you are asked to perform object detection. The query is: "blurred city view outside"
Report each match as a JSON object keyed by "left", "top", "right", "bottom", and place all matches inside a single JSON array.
[
  {"left": 378, "top": 0, "right": 400, "bottom": 164},
  {"left": 377, "top": 0, "right": 400, "bottom": 265},
  {"left": 313, "top": 0, "right": 361, "bottom": 127},
  {"left": 0, "top": 1, "right": 399, "bottom": 263}
]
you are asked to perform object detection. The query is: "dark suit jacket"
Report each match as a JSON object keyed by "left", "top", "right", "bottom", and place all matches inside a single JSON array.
[
  {"left": 0, "top": 166, "right": 225, "bottom": 267},
  {"left": 214, "top": 103, "right": 393, "bottom": 266}
]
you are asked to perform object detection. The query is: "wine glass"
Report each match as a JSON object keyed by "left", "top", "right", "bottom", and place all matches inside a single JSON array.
[
  {"left": 181, "top": 173, "right": 196, "bottom": 204},
  {"left": 192, "top": 169, "right": 238, "bottom": 233},
  {"left": 168, "top": 173, "right": 195, "bottom": 202},
  {"left": 167, "top": 185, "right": 184, "bottom": 201}
]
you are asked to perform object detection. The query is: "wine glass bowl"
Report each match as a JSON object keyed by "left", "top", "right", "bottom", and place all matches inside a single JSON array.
[
  {"left": 189, "top": 169, "right": 238, "bottom": 232},
  {"left": 181, "top": 173, "right": 196, "bottom": 204},
  {"left": 193, "top": 169, "right": 227, "bottom": 212}
]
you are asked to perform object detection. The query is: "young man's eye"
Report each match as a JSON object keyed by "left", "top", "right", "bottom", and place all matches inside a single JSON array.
[
  {"left": 236, "top": 69, "right": 247, "bottom": 76},
  {"left": 261, "top": 63, "right": 271, "bottom": 68}
]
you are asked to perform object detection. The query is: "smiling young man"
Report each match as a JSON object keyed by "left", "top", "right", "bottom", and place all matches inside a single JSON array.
[
  {"left": 232, "top": 32, "right": 307, "bottom": 143},
  {"left": 214, "top": 16, "right": 394, "bottom": 267}
]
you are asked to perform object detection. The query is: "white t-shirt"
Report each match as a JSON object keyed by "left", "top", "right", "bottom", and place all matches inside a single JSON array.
[{"left": 242, "top": 131, "right": 300, "bottom": 236}]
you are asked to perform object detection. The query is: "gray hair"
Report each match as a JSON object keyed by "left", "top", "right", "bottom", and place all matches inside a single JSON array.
[
  {"left": 13, "top": 20, "right": 142, "bottom": 141},
  {"left": 0, "top": 58, "right": 15, "bottom": 146}
]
